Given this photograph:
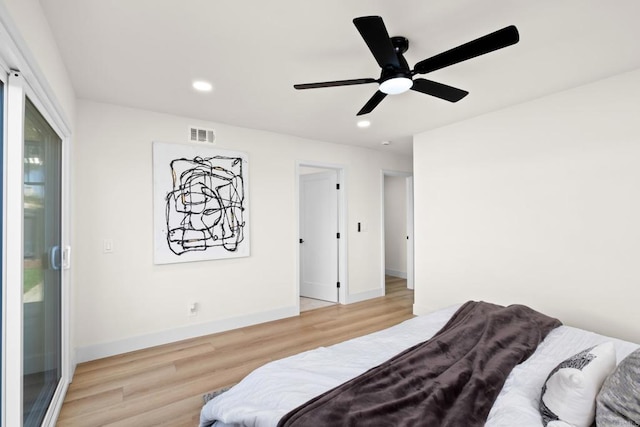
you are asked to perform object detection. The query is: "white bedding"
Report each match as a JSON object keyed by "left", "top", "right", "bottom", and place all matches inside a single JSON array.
[{"left": 200, "top": 304, "right": 639, "bottom": 427}]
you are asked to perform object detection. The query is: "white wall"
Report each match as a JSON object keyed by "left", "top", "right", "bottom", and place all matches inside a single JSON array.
[
  {"left": 413, "top": 68, "right": 640, "bottom": 343},
  {"left": 2, "top": 0, "right": 75, "bottom": 124},
  {"left": 384, "top": 175, "right": 407, "bottom": 277},
  {"left": 74, "top": 100, "right": 411, "bottom": 361}
]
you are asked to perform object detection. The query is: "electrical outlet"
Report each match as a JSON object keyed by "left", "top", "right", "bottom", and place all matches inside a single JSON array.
[{"left": 188, "top": 302, "right": 198, "bottom": 317}]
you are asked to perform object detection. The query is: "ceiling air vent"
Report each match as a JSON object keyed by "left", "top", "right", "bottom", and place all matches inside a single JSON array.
[{"left": 189, "top": 126, "right": 216, "bottom": 143}]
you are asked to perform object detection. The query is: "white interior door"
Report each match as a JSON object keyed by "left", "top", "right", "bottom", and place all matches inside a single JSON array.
[{"left": 300, "top": 171, "right": 338, "bottom": 302}]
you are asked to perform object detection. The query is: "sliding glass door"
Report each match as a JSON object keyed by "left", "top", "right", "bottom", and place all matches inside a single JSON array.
[
  {"left": 22, "top": 97, "right": 62, "bottom": 426},
  {"left": 1, "top": 7, "right": 73, "bottom": 420},
  {"left": 2, "top": 67, "right": 69, "bottom": 426}
]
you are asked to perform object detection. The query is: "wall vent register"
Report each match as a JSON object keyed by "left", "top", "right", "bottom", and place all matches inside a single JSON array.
[{"left": 189, "top": 126, "right": 216, "bottom": 143}]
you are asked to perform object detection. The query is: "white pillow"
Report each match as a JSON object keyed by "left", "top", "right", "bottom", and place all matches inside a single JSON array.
[{"left": 540, "top": 342, "right": 616, "bottom": 427}]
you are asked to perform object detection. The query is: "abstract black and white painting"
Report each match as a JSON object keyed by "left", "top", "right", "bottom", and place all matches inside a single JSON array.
[{"left": 153, "top": 141, "right": 249, "bottom": 264}]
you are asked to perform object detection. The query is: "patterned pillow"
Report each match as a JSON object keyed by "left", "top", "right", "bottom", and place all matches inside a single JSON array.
[
  {"left": 540, "top": 342, "right": 616, "bottom": 427},
  {"left": 596, "top": 348, "right": 640, "bottom": 426}
]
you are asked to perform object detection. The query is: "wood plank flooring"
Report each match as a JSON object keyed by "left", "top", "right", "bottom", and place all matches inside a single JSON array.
[{"left": 58, "top": 277, "right": 413, "bottom": 426}]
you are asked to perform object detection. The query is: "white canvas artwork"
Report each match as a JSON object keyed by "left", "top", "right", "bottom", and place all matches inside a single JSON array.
[{"left": 153, "top": 141, "right": 249, "bottom": 264}]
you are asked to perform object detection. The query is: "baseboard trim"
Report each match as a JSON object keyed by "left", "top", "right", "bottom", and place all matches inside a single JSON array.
[
  {"left": 75, "top": 305, "right": 299, "bottom": 363},
  {"left": 385, "top": 269, "right": 407, "bottom": 279},
  {"left": 345, "top": 288, "right": 384, "bottom": 304}
]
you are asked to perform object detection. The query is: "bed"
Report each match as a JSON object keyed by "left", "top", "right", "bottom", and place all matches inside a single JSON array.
[{"left": 200, "top": 301, "right": 639, "bottom": 427}]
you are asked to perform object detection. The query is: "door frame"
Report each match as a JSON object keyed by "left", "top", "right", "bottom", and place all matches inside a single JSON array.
[
  {"left": 1, "top": 11, "right": 73, "bottom": 425},
  {"left": 295, "top": 161, "right": 347, "bottom": 308},
  {"left": 380, "top": 170, "right": 414, "bottom": 293}
]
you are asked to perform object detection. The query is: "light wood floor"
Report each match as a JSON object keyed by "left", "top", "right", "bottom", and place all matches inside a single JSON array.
[{"left": 58, "top": 277, "right": 413, "bottom": 426}]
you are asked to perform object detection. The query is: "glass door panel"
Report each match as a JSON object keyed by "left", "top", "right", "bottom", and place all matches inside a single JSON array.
[{"left": 22, "top": 97, "right": 62, "bottom": 426}]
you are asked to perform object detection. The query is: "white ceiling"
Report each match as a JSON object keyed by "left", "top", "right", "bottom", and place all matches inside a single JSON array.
[{"left": 39, "top": 0, "right": 640, "bottom": 156}]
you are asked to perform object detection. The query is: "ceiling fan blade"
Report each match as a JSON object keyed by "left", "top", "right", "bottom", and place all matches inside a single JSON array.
[
  {"left": 411, "top": 78, "right": 469, "bottom": 102},
  {"left": 413, "top": 25, "right": 519, "bottom": 75},
  {"left": 353, "top": 16, "right": 400, "bottom": 69},
  {"left": 294, "top": 78, "right": 377, "bottom": 90},
  {"left": 357, "top": 90, "right": 387, "bottom": 116}
]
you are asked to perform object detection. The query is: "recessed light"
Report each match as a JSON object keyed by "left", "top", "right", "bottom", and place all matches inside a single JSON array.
[
  {"left": 381, "top": 140, "right": 391, "bottom": 146},
  {"left": 192, "top": 80, "right": 213, "bottom": 92},
  {"left": 357, "top": 120, "right": 371, "bottom": 128}
]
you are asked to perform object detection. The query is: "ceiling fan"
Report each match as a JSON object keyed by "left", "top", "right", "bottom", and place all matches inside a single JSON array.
[{"left": 293, "top": 16, "right": 519, "bottom": 115}]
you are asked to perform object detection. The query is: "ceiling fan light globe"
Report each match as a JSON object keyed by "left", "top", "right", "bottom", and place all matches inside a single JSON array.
[{"left": 379, "top": 77, "right": 413, "bottom": 95}]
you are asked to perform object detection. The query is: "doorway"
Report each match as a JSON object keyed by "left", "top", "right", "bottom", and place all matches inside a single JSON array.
[
  {"left": 297, "top": 162, "right": 346, "bottom": 310},
  {"left": 381, "top": 171, "right": 414, "bottom": 295}
]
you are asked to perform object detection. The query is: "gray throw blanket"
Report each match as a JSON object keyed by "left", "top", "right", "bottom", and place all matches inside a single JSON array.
[{"left": 278, "top": 301, "right": 561, "bottom": 427}]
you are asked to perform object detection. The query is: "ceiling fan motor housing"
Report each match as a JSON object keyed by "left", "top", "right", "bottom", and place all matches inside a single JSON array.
[{"left": 379, "top": 38, "right": 413, "bottom": 94}]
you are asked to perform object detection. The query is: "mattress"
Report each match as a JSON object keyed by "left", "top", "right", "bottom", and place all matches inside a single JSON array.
[{"left": 199, "top": 303, "right": 639, "bottom": 427}]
